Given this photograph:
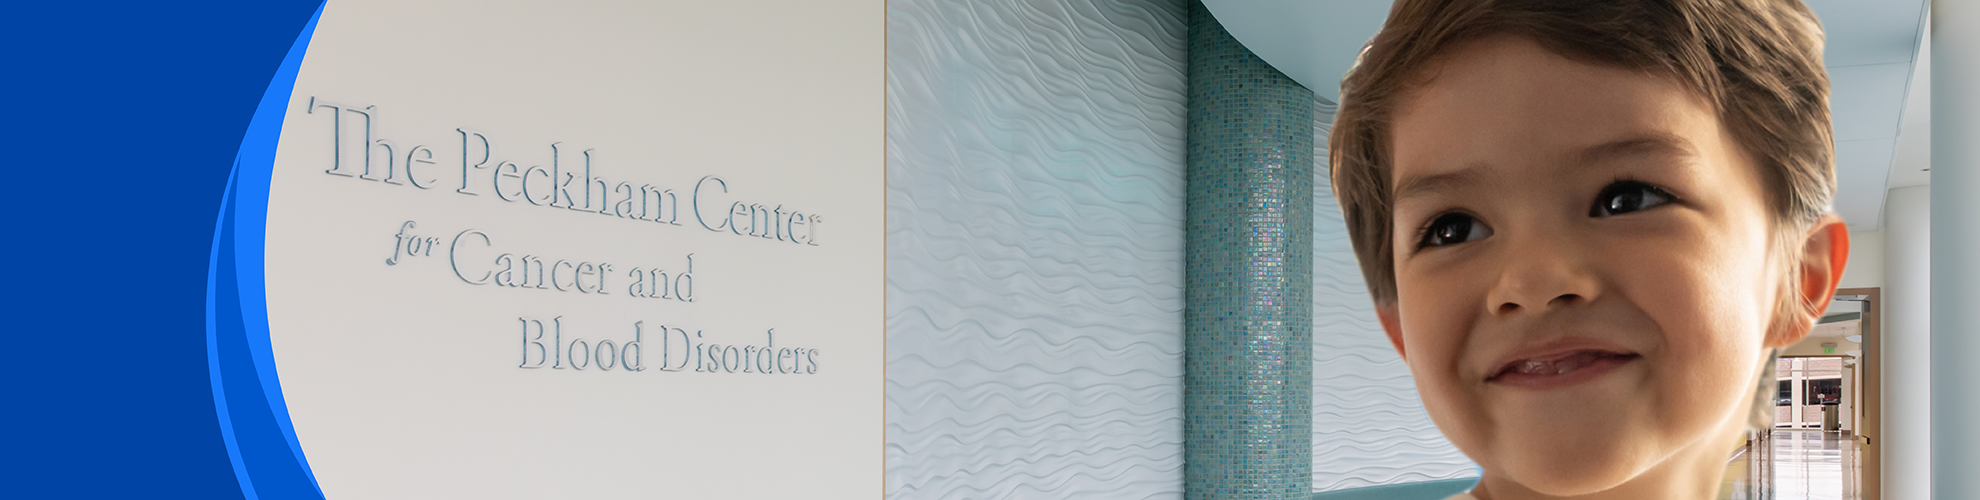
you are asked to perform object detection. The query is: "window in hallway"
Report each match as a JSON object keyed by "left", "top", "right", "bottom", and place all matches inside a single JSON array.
[{"left": 1777, "top": 357, "right": 1845, "bottom": 429}]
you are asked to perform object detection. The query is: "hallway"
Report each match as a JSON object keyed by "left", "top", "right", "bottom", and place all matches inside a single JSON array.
[{"left": 1723, "top": 430, "right": 1862, "bottom": 499}]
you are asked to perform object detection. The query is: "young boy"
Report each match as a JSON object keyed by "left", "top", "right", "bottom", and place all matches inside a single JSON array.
[{"left": 1329, "top": 1, "right": 1849, "bottom": 498}]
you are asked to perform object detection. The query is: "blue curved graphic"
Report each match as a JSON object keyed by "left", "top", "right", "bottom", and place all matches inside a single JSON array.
[{"left": 207, "top": 2, "right": 327, "bottom": 499}]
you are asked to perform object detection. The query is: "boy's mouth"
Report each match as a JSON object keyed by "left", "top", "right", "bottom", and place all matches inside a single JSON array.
[{"left": 1487, "top": 349, "right": 1641, "bottom": 386}]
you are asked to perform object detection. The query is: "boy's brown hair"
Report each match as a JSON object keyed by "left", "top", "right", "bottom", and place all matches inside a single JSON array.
[{"left": 1330, "top": 0, "right": 1835, "bottom": 311}]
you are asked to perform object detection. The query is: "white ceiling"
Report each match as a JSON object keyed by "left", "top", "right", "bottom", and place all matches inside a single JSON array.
[
  {"left": 1197, "top": 1, "right": 1388, "bottom": 104},
  {"left": 1203, "top": 0, "right": 1931, "bottom": 231},
  {"left": 1809, "top": 319, "right": 1859, "bottom": 339},
  {"left": 1888, "top": 20, "right": 1933, "bottom": 192}
]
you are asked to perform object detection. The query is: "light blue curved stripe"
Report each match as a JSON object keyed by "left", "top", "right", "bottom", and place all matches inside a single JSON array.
[
  {"left": 208, "top": 2, "right": 326, "bottom": 498},
  {"left": 234, "top": 2, "right": 326, "bottom": 491},
  {"left": 208, "top": 165, "right": 258, "bottom": 498}
]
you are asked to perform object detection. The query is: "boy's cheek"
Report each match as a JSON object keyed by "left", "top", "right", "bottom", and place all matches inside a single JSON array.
[
  {"left": 1411, "top": 366, "right": 1491, "bottom": 464},
  {"left": 1399, "top": 331, "right": 1474, "bottom": 404}
]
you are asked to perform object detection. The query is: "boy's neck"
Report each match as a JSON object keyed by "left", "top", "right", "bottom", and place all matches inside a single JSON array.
[{"left": 1469, "top": 424, "right": 1744, "bottom": 500}]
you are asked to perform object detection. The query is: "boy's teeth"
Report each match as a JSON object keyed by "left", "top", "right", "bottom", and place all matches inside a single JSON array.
[
  {"left": 1512, "top": 352, "right": 1603, "bottom": 376},
  {"left": 1554, "top": 352, "right": 1590, "bottom": 374}
]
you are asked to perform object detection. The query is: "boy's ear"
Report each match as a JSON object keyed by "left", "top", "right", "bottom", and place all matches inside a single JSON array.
[
  {"left": 1376, "top": 303, "right": 1406, "bottom": 360},
  {"left": 1767, "top": 214, "right": 1851, "bottom": 348}
]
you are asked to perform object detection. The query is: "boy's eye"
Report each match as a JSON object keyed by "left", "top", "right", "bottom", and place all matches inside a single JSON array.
[
  {"left": 1590, "top": 180, "right": 1675, "bottom": 217},
  {"left": 1419, "top": 212, "right": 1493, "bottom": 248}
]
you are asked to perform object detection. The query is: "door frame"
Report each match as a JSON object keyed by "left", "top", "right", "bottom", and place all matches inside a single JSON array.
[{"left": 1837, "top": 287, "right": 1880, "bottom": 500}]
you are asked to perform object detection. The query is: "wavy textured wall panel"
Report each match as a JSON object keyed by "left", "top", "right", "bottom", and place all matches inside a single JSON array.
[
  {"left": 1310, "top": 107, "right": 1480, "bottom": 491},
  {"left": 885, "top": 0, "right": 1189, "bottom": 498}
]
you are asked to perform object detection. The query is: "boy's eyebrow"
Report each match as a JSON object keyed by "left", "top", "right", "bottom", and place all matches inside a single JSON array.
[
  {"left": 1391, "top": 133, "right": 1698, "bottom": 204},
  {"left": 1575, "top": 133, "right": 1698, "bottom": 165},
  {"left": 1393, "top": 167, "right": 1486, "bottom": 204}
]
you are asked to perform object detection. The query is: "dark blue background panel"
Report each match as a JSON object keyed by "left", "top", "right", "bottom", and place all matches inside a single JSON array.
[{"left": 0, "top": 1, "right": 324, "bottom": 498}]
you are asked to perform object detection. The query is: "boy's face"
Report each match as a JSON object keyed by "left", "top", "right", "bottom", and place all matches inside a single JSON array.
[{"left": 1381, "top": 36, "right": 1794, "bottom": 495}]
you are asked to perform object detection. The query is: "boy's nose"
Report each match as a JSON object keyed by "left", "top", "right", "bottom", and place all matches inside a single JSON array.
[{"left": 1486, "top": 246, "right": 1600, "bottom": 317}]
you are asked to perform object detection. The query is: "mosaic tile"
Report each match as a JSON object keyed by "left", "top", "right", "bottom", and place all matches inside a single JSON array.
[{"left": 1183, "top": 2, "right": 1314, "bottom": 498}]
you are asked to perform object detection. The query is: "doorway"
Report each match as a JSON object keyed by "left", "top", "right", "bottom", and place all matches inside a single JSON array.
[{"left": 1727, "top": 288, "right": 1880, "bottom": 500}]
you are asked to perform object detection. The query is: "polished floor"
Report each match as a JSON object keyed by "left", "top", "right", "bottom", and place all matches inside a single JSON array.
[{"left": 1722, "top": 429, "right": 1860, "bottom": 500}]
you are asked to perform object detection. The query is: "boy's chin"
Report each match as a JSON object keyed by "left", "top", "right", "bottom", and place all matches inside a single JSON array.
[
  {"left": 1493, "top": 452, "right": 1644, "bottom": 497},
  {"left": 1483, "top": 419, "right": 1660, "bottom": 496}
]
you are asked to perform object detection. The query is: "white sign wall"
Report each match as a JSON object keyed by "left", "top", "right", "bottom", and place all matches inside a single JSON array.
[{"left": 264, "top": 1, "right": 882, "bottom": 497}]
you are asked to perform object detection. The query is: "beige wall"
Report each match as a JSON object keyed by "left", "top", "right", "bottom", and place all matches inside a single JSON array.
[{"left": 1840, "top": 230, "right": 1885, "bottom": 290}]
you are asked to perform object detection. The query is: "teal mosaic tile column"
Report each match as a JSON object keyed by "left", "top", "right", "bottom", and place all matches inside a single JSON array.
[{"left": 1183, "top": 2, "right": 1314, "bottom": 499}]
